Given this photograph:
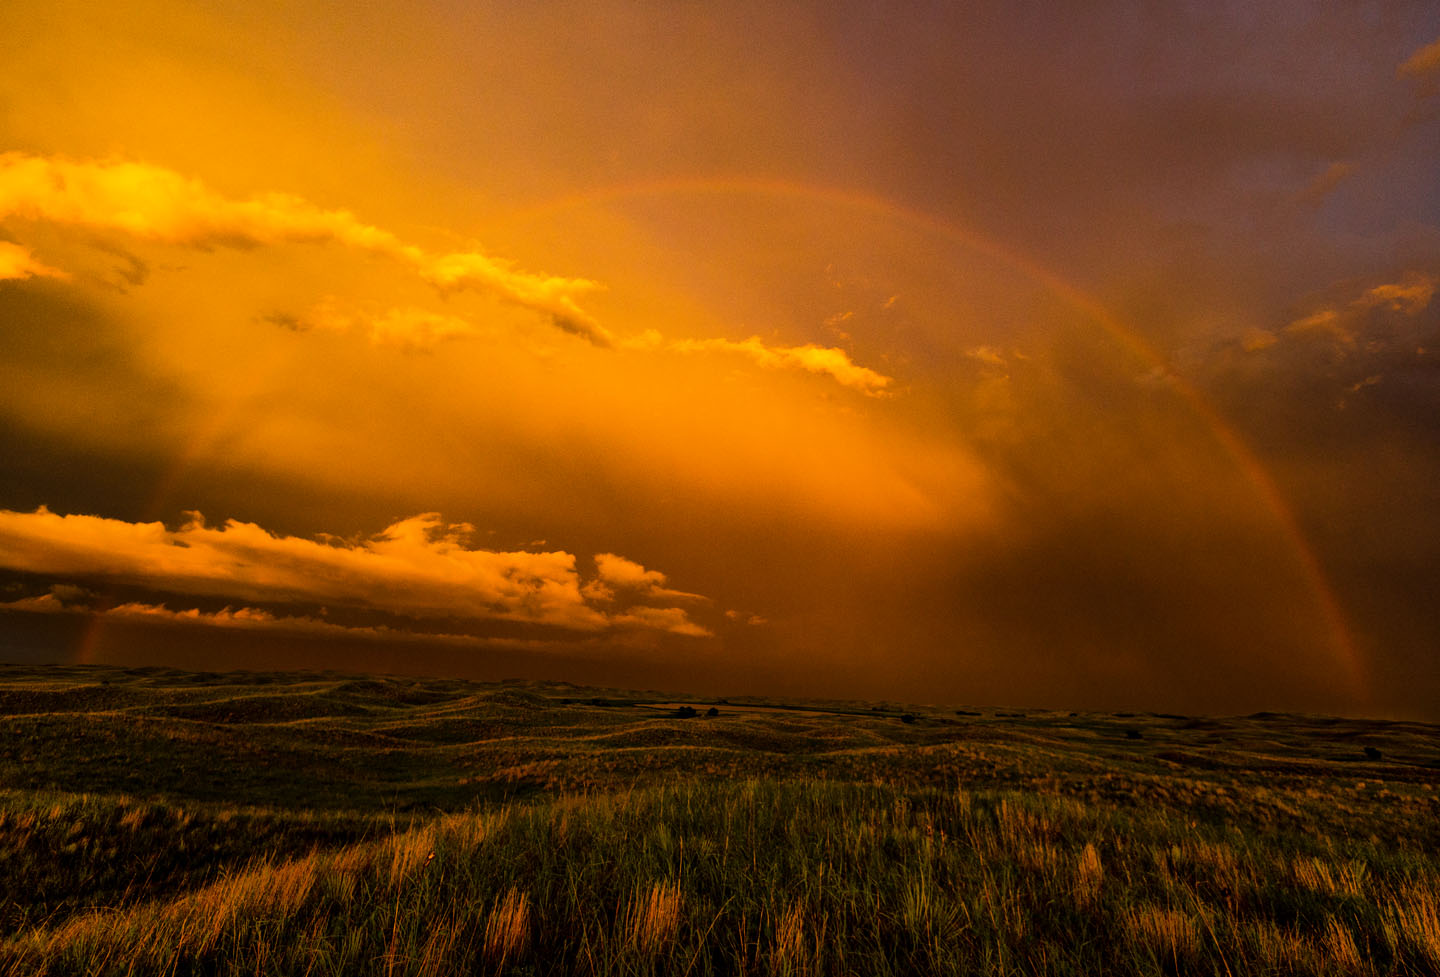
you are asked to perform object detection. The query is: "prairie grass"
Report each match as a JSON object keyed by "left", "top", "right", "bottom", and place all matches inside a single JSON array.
[
  {"left": 2, "top": 779, "right": 1437, "bottom": 975},
  {"left": 482, "top": 887, "right": 530, "bottom": 967},
  {"left": 0, "top": 665, "right": 1436, "bottom": 974},
  {"left": 623, "top": 879, "right": 683, "bottom": 955}
]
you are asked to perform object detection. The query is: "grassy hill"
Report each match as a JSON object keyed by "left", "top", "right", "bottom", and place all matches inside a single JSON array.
[{"left": 0, "top": 663, "right": 1436, "bottom": 974}]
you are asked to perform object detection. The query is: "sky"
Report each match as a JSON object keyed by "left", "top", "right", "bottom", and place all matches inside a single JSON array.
[{"left": 1, "top": 0, "right": 1437, "bottom": 717}]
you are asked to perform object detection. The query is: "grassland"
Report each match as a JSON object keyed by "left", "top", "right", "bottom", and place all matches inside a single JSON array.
[{"left": 0, "top": 664, "right": 1436, "bottom": 975}]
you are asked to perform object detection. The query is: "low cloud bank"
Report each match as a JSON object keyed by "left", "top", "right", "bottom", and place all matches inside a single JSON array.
[{"left": 0, "top": 507, "right": 712, "bottom": 637}]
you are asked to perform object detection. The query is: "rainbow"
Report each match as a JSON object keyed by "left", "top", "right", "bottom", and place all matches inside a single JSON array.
[
  {"left": 85, "top": 174, "right": 1366, "bottom": 701},
  {"left": 501, "top": 174, "right": 1368, "bottom": 698}
]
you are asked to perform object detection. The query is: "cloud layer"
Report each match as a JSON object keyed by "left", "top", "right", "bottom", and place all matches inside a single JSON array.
[
  {"left": 0, "top": 153, "right": 897, "bottom": 391},
  {"left": 0, "top": 153, "right": 610, "bottom": 343},
  {"left": 0, "top": 507, "right": 711, "bottom": 637},
  {"left": 0, "top": 588, "right": 570, "bottom": 649},
  {"left": 622, "top": 329, "right": 893, "bottom": 394},
  {"left": 669, "top": 336, "right": 893, "bottom": 395}
]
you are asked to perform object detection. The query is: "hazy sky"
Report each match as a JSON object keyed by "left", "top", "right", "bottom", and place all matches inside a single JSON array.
[{"left": 2, "top": 1, "right": 1437, "bottom": 716}]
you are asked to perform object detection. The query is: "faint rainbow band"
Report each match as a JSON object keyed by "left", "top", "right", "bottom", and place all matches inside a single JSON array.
[{"left": 508, "top": 175, "right": 1366, "bottom": 699}]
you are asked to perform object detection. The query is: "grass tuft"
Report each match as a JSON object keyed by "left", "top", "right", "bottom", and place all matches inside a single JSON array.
[{"left": 482, "top": 886, "right": 531, "bottom": 969}]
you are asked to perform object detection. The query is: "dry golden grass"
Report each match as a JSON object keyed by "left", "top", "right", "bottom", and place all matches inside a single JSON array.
[
  {"left": 1390, "top": 885, "right": 1440, "bottom": 968},
  {"left": 1123, "top": 904, "right": 1199, "bottom": 967},
  {"left": 25, "top": 849, "right": 325, "bottom": 963},
  {"left": 771, "top": 901, "right": 811, "bottom": 973},
  {"left": 1075, "top": 840, "right": 1104, "bottom": 909},
  {"left": 482, "top": 886, "right": 530, "bottom": 967},
  {"left": 384, "top": 824, "right": 436, "bottom": 888},
  {"left": 624, "top": 879, "right": 683, "bottom": 955},
  {"left": 2, "top": 666, "right": 1438, "bottom": 975},
  {"left": 1324, "top": 916, "right": 1364, "bottom": 973}
]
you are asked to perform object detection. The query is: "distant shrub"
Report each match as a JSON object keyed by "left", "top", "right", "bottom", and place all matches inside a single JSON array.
[
  {"left": 1363, "top": 746, "right": 1382, "bottom": 761},
  {"left": 900, "top": 714, "right": 917, "bottom": 724},
  {"left": 706, "top": 707, "right": 720, "bottom": 717},
  {"left": 1125, "top": 729, "right": 1143, "bottom": 740},
  {"left": 673, "top": 706, "right": 698, "bottom": 719}
]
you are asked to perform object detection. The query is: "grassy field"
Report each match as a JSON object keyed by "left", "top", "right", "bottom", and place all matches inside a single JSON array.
[{"left": 0, "top": 664, "right": 1436, "bottom": 975}]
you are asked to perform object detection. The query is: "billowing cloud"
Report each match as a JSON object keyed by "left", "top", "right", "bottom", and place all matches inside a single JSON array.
[
  {"left": 1399, "top": 36, "right": 1440, "bottom": 95},
  {"left": 266, "top": 297, "right": 895, "bottom": 395},
  {"left": 0, "top": 154, "right": 900, "bottom": 387},
  {"left": 1361, "top": 277, "right": 1435, "bottom": 315},
  {"left": 0, "top": 591, "right": 70, "bottom": 614},
  {"left": 0, "top": 507, "right": 710, "bottom": 637},
  {"left": 263, "top": 299, "right": 897, "bottom": 400},
  {"left": 421, "top": 252, "right": 611, "bottom": 346},
  {"left": 594, "top": 552, "right": 669, "bottom": 589},
  {"left": 965, "top": 346, "right": 1009, "bottom": 369},
  {"left": 0, "top": 240, "right": 68, "bottom": 281},
  {"left": 1283, "top": 273, "right": 1435, "bottom": 349},
  {"left": 0, "top": 153, "right": 607, "bottom": 342},
  {"left": 1195, "top": 270, "right": 1440, "bottom": 432},
  {"left": 269, "top": 299, "right": 497, "bottom": 349},
  {"left": 1285, "top": 308, "right": 1351, "bottom": 346},
  {"left": 663, "top": 335, "right": 893, "bottom": 394},
  {"left": 609, "top": 606, "right": 712, "bottom": 638},
  {"left": 1239, "top": 329, "right": 1279, "bottom": 353},
  {"left": 583, "top": 552, "right": 706, "bottom": 606}
]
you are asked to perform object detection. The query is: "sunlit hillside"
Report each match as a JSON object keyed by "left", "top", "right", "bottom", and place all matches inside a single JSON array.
[{"left": 2, "top": 665, "right": 1437, "bottom": 975}]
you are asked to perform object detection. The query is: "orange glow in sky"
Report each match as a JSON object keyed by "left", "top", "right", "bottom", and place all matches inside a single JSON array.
[{"left": 2, "top": 1, "right": 1438, "bottom": 717}]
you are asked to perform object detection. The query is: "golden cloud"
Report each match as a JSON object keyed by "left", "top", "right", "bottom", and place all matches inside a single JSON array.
[
  {"left": 1240, "top": 328, "right": 1279, "bottom": 352},
  {"left": 0, "top": 507, "right": 711, "bottom": 637},
  {"left": 1399, "top": 36, "right": 1440, "bottom": 95},
  {"left": 273, "top": 299, "right": 498, "bottom": 349},
  {"left": 965, "top": 346, "right": 1009, "bottom": 369},
  {"left": 267, "top": 300, "right": 897, "bottom": 402},
  {"left": 0, "top": 153, "right": 605, "bottom": 341},
  {"left": 1, "top": 155, "right": 902, "bottom": 391},
  {"left": 1284, "top": 273, "right": 1435, "bottom": 348},
  {"left": 591, "top": 553, "right": 706, "bottom": 605},
  {"left": 608, "top": 606, "right": 713, "bottom": 638},
  {"left": 1360, "top": 277, "right": 1435, "bottom": 315},
  {"left": 665, "top": 335, "right": 893, "bottom": 395},
  {"left": 0, "top": 240, "right": 68, "bottom": 281}
]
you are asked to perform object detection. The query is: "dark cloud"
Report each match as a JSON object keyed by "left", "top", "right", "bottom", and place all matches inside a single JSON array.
[
  {"left": 1177, "top": 272, "right": 1440, "bottom": 717},
  {"left": 0, "top": 280, "right": 195, "bottom": 473}
]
